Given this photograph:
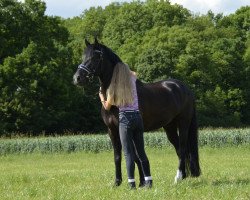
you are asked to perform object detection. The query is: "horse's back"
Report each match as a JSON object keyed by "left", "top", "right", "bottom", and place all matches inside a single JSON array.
[{"left": 137, "top": 79, "right": 195, "bottom": 131}]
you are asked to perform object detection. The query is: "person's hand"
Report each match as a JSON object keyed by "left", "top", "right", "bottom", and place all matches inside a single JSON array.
[{"left": 99, "top": 86, "right": 103, "bottom": 94}]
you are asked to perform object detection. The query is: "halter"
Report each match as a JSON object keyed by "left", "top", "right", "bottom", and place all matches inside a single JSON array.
[
  {"left": 78, "top": 63, "right": 92, "bottom": 74},
  {"left": 78, "top": 50, "right": 103, "bottom": 76}
]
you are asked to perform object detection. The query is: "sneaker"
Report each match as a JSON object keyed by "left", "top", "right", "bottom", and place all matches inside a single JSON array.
[
  {"left": 128, "top": 182, "right": 136, "bottom": 189},
  {"left": 144, "top": 180, "right": 153, "bottom": 188},
  {"left": 139, "top": 181, "right": 145, "bottom": 188}
]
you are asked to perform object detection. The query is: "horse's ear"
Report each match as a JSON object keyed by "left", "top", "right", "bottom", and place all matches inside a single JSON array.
[
  {"left": 85, "top": 39, "right": 90, "bottom": 47},
  {"left": 94, "top": 37, "right": 99, "bottom": 45}
]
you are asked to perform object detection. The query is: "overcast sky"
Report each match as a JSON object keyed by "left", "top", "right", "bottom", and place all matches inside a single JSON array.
[{"left": 20, "top": 0, "right": 250, "bottom": 18}]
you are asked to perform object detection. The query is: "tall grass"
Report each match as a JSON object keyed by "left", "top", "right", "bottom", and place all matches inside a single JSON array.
[{"left": 0, "top": 128, "right": 249, "bottom": 155}]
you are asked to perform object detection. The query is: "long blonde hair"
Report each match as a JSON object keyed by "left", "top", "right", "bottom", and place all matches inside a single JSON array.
[{"left": 107, "top": 62, "right": 133, "bottom": 107}]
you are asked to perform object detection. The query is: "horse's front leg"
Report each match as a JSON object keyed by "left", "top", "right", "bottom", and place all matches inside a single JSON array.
[{"left": 108, "top": 128, "right": 122, "bottom": 186}]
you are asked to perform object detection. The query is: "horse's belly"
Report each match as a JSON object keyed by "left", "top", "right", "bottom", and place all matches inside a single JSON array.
[{"left": 142, "top": 111, "right": 174, "bottom": 132}]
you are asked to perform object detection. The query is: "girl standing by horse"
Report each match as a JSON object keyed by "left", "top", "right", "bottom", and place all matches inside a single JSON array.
[{"left": 99, "top": 62, "right": 153, "bottom": 189}]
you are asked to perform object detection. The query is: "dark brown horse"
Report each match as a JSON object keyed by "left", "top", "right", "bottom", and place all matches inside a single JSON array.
[{"left": 73, "top": 39, "right": 200, "bottom": 185}]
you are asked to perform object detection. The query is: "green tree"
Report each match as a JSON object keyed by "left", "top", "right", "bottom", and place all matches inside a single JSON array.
[
  {"left": 0, "top": 41, "right": 73, "bottom": 133},
  {"left": 0, "top": 0, "right": 107, "bottom": 134},
  {"left": 146, "top": 0, "right": 191, "bottom": 27},
  {"left": 198, "top": 86, "right": 245, "bottom": 127},
  {"left": 102, "top": 1, "right": 154, "bottom": 67},
  {"left": 0, "top": 0, "right": 31, "bottom": 61},
  {"left": 1, "top": 0, "right": 249, "bottom": 134}
]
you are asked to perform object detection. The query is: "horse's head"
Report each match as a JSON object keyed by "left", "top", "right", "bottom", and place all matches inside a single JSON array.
[
  {"left": 73, "top": 38, "right": 103, "bottom": 86},
  {"left": 73, "top": 38, "right": 122, "bottom": 89}
]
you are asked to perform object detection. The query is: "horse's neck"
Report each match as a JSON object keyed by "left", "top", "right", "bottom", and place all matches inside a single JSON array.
[
  {"left": 99, "top": 71, "right": 112, "bottom": 92},
  {"left": 98, "top": 78, "right": 107, "bottom": 94},
  {"left": 100, "top": 76, "right": 111, "bottom": 91},
  {"left": 98, "top": 46, "right": 122, "bottom": 90},
  {"left": 98, "top": 60, "right": 115, "bottom": 93}
]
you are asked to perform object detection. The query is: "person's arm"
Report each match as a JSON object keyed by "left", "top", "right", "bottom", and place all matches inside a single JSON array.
[{"left": 99, "top": 88, "right": 112, "bottom": 111}]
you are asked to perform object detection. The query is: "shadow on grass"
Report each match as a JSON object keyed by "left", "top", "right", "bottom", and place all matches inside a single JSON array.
[
  {"left": 184, "top": 177, "right": 249, "bottom": 188},
  {"left": 211, "top": 178, "right": 249, "bottom": 186}
]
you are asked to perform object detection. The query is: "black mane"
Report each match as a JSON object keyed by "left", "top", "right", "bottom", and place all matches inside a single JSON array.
[
  {"left": 100, "top": 44, "right": 122, "bottom": 65},
  {"left": 99, "top": 44, "right": 122, "bottom": 90}
]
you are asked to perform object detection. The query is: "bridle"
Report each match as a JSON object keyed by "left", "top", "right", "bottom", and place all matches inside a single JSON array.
[{"left": 77, "top": 49, "right": 103, "bottom": 80}]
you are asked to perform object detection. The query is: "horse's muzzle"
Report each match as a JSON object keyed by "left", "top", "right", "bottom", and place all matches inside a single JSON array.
[{"left": 73, "top": 74, "right": 83, "bottom": 86}]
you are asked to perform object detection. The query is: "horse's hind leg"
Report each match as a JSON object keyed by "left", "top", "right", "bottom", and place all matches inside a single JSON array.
[
  {"left": 163, "top": 120, "right": 179, "bottom": 158},
  {"left": 174, "top": 118, "right": 191, "bottom": 183}
]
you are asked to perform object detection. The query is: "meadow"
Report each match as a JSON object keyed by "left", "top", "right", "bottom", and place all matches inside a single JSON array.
[{"left": 0, "top": 129, "right": 249, "bottom": 199}]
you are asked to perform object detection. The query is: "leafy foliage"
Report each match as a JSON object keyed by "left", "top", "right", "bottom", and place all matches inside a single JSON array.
[
  {"left": 0, "top": 0, "right": 104, "bottom": 134},
  {"left": 0, "top": 0, "right": 249, "bottom": 135}
]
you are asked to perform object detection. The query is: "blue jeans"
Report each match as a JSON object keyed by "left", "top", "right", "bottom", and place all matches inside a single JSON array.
[{"left": 119, "top": 111, "right": 151, "bottom": 180}]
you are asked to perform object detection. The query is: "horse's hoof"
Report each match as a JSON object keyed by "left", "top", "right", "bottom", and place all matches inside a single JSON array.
[
  {"left": 114, "top": 179, "right": 122, "bottom": 186},
  {"left": 174, "top": 170, "right": 183, "bottom": 184}
]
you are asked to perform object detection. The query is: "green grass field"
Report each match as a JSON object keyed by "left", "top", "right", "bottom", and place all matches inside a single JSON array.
[{"left": 0, "top": 146, "right": 249, "bottom": 200}]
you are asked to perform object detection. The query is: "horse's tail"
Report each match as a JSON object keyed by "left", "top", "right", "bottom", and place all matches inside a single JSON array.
[{"left": 186, "top": 106, "right": 201, "bottom": 177}]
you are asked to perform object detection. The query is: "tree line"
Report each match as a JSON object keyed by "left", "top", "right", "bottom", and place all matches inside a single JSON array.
[{"left": 0, "top": 0, "right": 249, "bottom": 135}]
